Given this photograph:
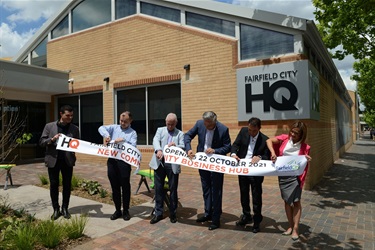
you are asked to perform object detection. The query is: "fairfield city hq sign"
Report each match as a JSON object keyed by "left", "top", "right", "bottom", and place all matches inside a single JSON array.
[{"left": 236, "top": 60, "right": 320, "bottom": 121}]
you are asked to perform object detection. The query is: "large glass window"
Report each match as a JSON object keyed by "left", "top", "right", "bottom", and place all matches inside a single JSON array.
[
  {"left": 141, "top": 2, "right": 180, "bottom": 23},
  {"left": 240, "top": 24, "right": 294, "bottom": 60},
  {"left": 58, "top": 93, "right": 103, "bottom": 144},
  {"left": 186, "top": 12, "right": 235, "bottom": 37},
  {"left": 117, "top": 83, "right": 181, "bottom": 145},
  {"left": 52, "top": 15, "right": 69, "bottom": 39},
  {"left": 72, "top": 0, "right": 111, "bottom": 33},
  {"left": 31, "top": 37, "right": 47, "bottom": 67},
  {"left": 2, "top": 100, "right": 48, "bottom": 160},
  {"left": 116, "top": 0, "right": 136, "bottom": 19}
]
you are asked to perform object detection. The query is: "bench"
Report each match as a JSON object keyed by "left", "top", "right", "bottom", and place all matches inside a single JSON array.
[{"left": 0, "top": 164, "right": 16, "bottom": 190}]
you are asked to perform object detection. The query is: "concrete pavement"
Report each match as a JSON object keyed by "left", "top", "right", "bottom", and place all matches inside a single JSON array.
[{"left": 0, "top": 133, "right": 374, "bottom": 249}]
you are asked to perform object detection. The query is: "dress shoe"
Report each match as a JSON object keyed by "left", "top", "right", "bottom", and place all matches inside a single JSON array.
[
  {"left": 170, "top": 214, "right": 177, "bottom": 223},
  {"left": 110, "top": 211, "right": 122, "bottom": 220},
  {"left": 61, "top": 207, "right": 71, "bottom": 219},
  {"left": 51, "top": 208, "right": 61, "bottom": 220},
  {"left": 208, "top": 223, "right": 220, "bottom": 230},
  {"left": 150, "top": 215, "right": 163, "bottom": 224},
  {"left": 252, "top": 223, "right": 260, "bottom": 233},
  {"left": 291, "top": 235, "right": 299, "bottom": 241},
  {"left": 123, "top": 210, "right": 131, "bottom": 221},
  {"left": 196, "top": 216, "right": 211, "bottom": 223},
  {"left": 236, "top": 214, "right": 253, "bottom": 226}
]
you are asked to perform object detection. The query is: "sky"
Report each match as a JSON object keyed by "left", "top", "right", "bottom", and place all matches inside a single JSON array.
[{"left": 0, "top": 0, "right": 357, "bottom": 91}]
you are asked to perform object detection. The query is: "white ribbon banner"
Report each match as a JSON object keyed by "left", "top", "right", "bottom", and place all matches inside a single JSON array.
[
  {"left": 163, "top": 146, "right": 307, "bottom": 176},
  {"left": 56, "top": 135, "right": 142, "bottom": 172}
]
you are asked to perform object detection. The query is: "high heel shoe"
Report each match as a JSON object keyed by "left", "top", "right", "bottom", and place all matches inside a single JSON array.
[{"left": 281, "top": 229, "right": 293, "bottom": 236}]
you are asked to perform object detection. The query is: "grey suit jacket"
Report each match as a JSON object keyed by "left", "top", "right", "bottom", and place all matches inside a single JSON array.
[
  {"left": 39, "top": 121, "right": 80, "bottom": 168},
  {"left": 149, "top": 127, "right": 185, "bottom": 174}
]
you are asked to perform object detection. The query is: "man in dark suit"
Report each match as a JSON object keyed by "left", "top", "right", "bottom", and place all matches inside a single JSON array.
[
  {"left": 39, "top": 105, "right": 80, "bottom": 220},
  {"left": 231, "top": 117, "right": 269, "bottom": 233},
  {"left": 149, "top": 113, "right": 184, "bottom": 224},
  {"left": 184, "top": 111, "right": 231, "bottom": 230}
]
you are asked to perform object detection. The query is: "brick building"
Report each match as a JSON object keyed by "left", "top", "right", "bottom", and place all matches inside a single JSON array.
[{"left": 11, "top": 0, "right": 354, "bottom": 190}]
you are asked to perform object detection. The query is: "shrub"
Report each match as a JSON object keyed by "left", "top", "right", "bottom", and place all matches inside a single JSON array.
[
  {"left": 38, "top": 174, "right": 49, "bottom": 185},
  {"left": 99, "top": 188, "right": 108, "bottom": 198},
  {"left": 12, "top": 222, "right": 37, "bottom": 250},
  {"left": 37, "top": 219, "right": 64, "bottom": 248},
  {"left": 64, "top": 214, "right": 88, "bottom": 239},
  {"left": 80, "top": 180, "right": 102, "bottom": 195},
  {"left": 71, "top": 174, "right": 83, "bottom": 190}
]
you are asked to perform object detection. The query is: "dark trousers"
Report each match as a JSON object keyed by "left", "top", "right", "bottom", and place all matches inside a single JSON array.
[
  {"left": 238, "top": 175, "right": 264, "bottom": 224},
  {"left": 199, "top": 169, "right": 224, "bottom": 224},
  {"left": 107, "top": 158, "right": 131, "bottom": 212},
  {"left": 48, "top": 159, "right": 73, "bottom": 209},
  {"left": 154, "top": 163, "right": 179, "bottom": 217}
]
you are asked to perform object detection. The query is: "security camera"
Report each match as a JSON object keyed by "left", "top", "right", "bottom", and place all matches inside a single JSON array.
[{"left": 68, "top": 78, "right": 74, "bottom": 83}]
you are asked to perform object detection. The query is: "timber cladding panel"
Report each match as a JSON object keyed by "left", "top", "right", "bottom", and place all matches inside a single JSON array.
[{"left": 47, "top": 15, "right": 352, "bottom": 189}]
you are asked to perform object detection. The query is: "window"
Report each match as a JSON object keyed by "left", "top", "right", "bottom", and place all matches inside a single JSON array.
[
  {"left": 186, "top": 12, "right": 235, "bottom": 37},
  {"left": 52, "top": 15, "right": 69, "bottom": 39},
  {"left": 240, "top": 24, "right": 294, "bottom": 60},
  {"left": 72, "top": 0, "right": 111, "bottom": 33},
  {"left": 141, "top": 2, "right": 180, "bottom": 23},
  {"left": 58, "top": 93, "right": 103, "bottom": 144},
  {"left": 31, "top": 37, "right": 47, "bottom": 67},
  {"left": 117, "top": 83, "right": 181, "bottom": 145},
  {"left": 116, "top": 0, "right": 136, "bottom": 19}
]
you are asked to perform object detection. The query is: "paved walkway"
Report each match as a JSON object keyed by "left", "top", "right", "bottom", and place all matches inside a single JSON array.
[{"left": 1, "top": 134, "right": 374, "bottom": 249}]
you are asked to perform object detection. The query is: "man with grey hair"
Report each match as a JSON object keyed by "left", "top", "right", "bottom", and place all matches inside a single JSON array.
[
  {"left": 184, "top": 111, "right": 231, "bottom": 230},
  {"left": 149, "top": 113, "right": 185, "bottom": 224}
]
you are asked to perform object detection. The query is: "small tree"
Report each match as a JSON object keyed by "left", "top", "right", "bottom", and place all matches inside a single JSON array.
[{"left": 0, "top": 71, "right": 28, "bottom": 163}]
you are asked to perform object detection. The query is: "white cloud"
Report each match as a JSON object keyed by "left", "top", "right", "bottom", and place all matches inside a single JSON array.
[
  {"left": 0, "top": 22, "right": 36, "bottom": 58},
  {"left": 0, "top": 0, "right": 68, "bottom": 58}
]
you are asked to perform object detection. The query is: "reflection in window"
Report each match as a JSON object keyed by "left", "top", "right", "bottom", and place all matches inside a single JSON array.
[
  {"left": 117, "top": 83, "right": 181, "bottom": 145},
  {"left": 141, "top": 2, "right": 180, "bottom": 23},
  {"left": 116, "top": 0, "right": 136, "bottom": 19},
  {"left": 186, "top": 12, "right": 235, "bottom": 37},
  {"left": 58, "top": 93, "right": 103, "bottom": 144},
  {"left": 22, "top": 56, "right": 28, "bottom": 64},
  {"left": 72, "top": 0, "right": 111, "bottom": 33},
  {"left": 52, "top": 15, "right": 69, "bottom": 39},
  {"left": 31, "top": 37, "right": 47, "bottom": 67},
  {"left": 240, "top": 24, "right": 294, "bottom": 60}
]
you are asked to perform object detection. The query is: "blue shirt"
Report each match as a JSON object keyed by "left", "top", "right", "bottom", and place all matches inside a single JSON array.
[{"left": 98, "top": 124, "right": 137, "bottom": 147}]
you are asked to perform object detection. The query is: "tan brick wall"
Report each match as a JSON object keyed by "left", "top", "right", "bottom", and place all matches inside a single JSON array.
[{"left": 47, "top": 15, "right": 353, "bottom": 189}]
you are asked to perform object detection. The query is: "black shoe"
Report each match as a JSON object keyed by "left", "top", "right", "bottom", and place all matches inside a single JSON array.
[
  {"left": 208, "top": 223, "right": 220, "bottom": 230},
  {"left": 110, "top": 211, "right": 122, "bottom": 220},
  {"left": 170, "top": 214, "right": 177, "bottom": 223},
  {"left": 123, "top": 210, "right": 131, "bottom": 221},
  {"left": 150, "top": 215, "right": 163, "bottom": 224},
  {"left": 196, "top": 216, "right": 211, "bottom": 223},
  {"left": 61, "top": 207, "right": 71, "bottom": 219},
  {"left": 252, "top": 224, "right": 260, "bottom": 233},
  {"left": 51, "top": 208, "right": 61, "bottom": 220},
  {"left": 236, "top": 214, "right": 253, "bottom": 226}
]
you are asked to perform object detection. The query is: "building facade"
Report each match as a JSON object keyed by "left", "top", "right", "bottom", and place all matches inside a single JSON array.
[{"left": 12, "top": 0, "right": 355, "bottom": 189}]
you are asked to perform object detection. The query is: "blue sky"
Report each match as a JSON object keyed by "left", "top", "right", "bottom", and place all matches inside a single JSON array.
[{"left": 0, "top": 0, "right": 357, "bottom": 91}]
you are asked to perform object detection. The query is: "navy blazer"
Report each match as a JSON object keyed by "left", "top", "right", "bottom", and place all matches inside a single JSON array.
[
  {"left": 184, "top": 120, "right": 231, "bottom": 156},
  {"left": 231, "top": 127, "right": 269, "bottom": 160}
]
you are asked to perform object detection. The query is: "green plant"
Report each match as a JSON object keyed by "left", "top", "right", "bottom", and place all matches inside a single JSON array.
[
  {"left": 12, "top": 222, "right": 37, "bottom": 250},
  {"left": 38, "top": 174, "right": 49, "bottom": 185},
  {"left": 99, "top": 188, "right": 108, "bottom": 198},
  {"left": 64, "top": 214, "right": 88, "bottom": 239},
  {"left": 71, "top": 174, "right": 83, "bottom": 190},
  {"left": 80, "top": 180, "right": 102, "bottom": 195},
  {"left": 37, "top": 219, "right": 64, "bottom": 248},
  {"left": 16, "top": 133, "right": 33, "bottom": 144}
]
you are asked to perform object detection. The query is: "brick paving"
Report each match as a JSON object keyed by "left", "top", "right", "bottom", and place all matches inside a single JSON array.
[{"left": 2, "top": 134, "right": 374, "bottom": 249}]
